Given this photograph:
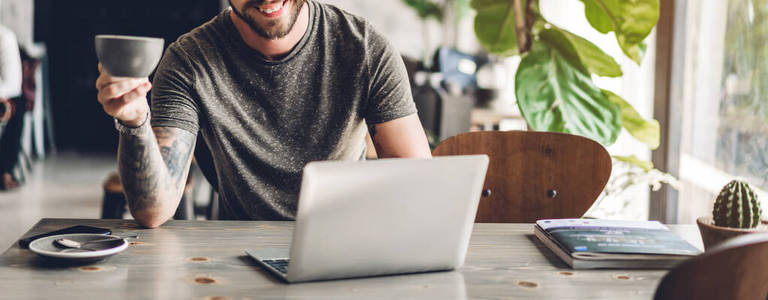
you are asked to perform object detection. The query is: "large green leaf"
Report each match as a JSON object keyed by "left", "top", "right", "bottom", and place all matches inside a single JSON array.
[
  {"left": 471, "top": 0, "right": 522, "bottom": 56},
  {"left": 621, "top": 42, "right": 645, "bottom": 64},
  {"left": 581, "top": 0, "right": 659, "bottom": 64},
  {"left": 539, "top": 28, "right": 622, "bottom": 77},
  {"left": 613, "top": 155, "right": 654, "bottom": 172},
  {"left": 583, "top": 0, "right": 614, "bottom": 34},
  {"left": 602, "top": 89, "right": 660, "bottom": 149},
  {"left": 402, "top": 0, "right": 443, "bottom": 21},
  {"left": 515, "top": 42, "right": 621, "bottom": 146}
]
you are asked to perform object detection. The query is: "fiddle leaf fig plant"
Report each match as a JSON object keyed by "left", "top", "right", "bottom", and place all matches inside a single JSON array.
[
  {"left": 402, "top": 0, "right": 444, "bottom": 21},
  {"left": 472, "top": 0, "right": 668, "bottom": 219},
  {"left": 471, "top": 0, "right": 660, "bottom": 150},
  {"left": 471, "top": 0, "right": 521, "bottom": 57},
  {"left": 515, "top": 41, "right": 621, "bottom": 145},
  {"left": 581, "top": 0, "right": 658, "bottom": 64},
  {"left": 602, "top": 89, "right": 660, "bottom": 149}
]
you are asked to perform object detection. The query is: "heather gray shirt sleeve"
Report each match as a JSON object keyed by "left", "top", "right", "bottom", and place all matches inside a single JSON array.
[
  {"left": 150, "top": 44, "right": 200, "bottom": 134},
  {"left": 364, "top": 27, "right": 417, "bottom": 125}
]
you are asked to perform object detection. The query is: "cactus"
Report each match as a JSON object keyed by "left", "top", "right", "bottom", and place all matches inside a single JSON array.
[{"left": 713, "top": 180, "right": 763, "bottom": 228}]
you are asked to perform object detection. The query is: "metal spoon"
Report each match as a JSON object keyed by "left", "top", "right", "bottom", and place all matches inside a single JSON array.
[{"left": 54, "top": 234, "right": 139, "bottom": 250}]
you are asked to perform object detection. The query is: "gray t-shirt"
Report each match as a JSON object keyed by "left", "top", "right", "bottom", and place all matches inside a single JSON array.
[{"left": 150, "top": 1, "right": 416, "bottom": 220}]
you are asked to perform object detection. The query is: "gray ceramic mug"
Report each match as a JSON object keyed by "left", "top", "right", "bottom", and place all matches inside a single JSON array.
[{"left": 95, "top": 35, "right": 164, "bottom": 78}]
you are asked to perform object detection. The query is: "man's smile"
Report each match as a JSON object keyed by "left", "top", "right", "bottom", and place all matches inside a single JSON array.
[{"left": 255, "top": 0, "right": 289, "bottom": 18}]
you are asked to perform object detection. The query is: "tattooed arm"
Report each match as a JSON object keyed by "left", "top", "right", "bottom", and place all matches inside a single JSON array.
[
  {"left": 96, "top": 61, "right": 197, "bottom": 228},
  {"left": 118, "top": 126, "right": 195, "bottom": 228}
]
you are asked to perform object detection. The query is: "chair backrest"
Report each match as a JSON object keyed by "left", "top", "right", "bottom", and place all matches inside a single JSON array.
[
  {"left": 432, "top": 131, "right": 611, "bottom": 223},
  {"left": 654, "top": 233, "right": 768, "bottom": 300}
]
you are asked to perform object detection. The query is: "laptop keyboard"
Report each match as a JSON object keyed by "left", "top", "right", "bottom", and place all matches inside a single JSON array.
[{"left": 262, "top": 259, "right": 290, "bottom": 274}]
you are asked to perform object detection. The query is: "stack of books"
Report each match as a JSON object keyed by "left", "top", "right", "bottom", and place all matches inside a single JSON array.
[{"left": 534, "top": 219, "right": 702, "bottom": 269}]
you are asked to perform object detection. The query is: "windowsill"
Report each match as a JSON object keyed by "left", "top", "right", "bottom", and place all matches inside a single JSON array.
[{"left": 680, "top": 153, "right": 768, "bottom": 203}]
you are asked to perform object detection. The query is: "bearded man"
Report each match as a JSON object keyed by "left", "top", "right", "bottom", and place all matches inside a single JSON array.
[{"left": 94, "top": 0, "right": 431, "bottom": 227}]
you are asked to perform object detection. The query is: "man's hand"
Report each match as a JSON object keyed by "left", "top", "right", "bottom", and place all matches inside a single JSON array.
[{"left": 95, "top": 63, "right": 152, "bottom": 126}]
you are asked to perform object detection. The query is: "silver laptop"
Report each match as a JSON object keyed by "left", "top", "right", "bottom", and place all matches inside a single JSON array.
[{"left": 246, "top": 155, "right": 489, "bottom": 283}]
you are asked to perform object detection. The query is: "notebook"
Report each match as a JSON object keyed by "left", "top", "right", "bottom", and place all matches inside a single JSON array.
[{"left": 534, "top": 218, "right": 702, "bottom": 269}]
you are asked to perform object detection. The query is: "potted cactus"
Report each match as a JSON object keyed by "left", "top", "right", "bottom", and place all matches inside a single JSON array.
[{"left": 697, "top": 180, "right": 768, "bottom": 250}]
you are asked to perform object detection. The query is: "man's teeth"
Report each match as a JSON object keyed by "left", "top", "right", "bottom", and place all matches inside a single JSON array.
[{"left": 259, "top": 2, "right": 284, "bottom": 14}]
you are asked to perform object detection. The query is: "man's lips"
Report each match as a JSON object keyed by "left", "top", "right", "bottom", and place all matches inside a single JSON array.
[{"left": 256, "top": 0, "right": 288, "bottom": 18}]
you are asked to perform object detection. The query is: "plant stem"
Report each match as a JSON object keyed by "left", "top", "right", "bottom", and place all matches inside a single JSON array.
[
  {"left": 525, "top": 0, "right": 539, "bottom": 36},
  {"left": 513, "top": 0, "right": 527, "bottom": 53},
  {"left": 513, "top": 0, "right": 538, "bottom": 54}
]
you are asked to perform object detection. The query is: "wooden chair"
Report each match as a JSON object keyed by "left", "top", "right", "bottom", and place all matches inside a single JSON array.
[
  {"left": 654, "top": 233, "right": 768, "bottom": 300},
  {"left": 432, "top": 131, "right": 611, "bottom": 223}
]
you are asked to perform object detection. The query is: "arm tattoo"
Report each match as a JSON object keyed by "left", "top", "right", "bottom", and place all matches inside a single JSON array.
[
  {"left": 155, "top": 127, "right": 194, "bottom": 188},
  {"left": 118, "top": 126, "right": 195, "bottom": 213}
]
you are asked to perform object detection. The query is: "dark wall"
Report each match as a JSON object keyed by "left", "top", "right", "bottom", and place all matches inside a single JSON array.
[{"left": 34, "top": 0, "right": 221, "bottom": 152}]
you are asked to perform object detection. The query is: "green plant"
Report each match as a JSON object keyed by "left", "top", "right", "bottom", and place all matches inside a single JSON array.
[
  {"left": 713, "top": 180, "right": 763, "bottom": 228},
  {"left": 402, "top": 0, "right": 445, "bottom": 21},
  {"left": 471, "top": 0, "right": 660, "bottom": 149}
]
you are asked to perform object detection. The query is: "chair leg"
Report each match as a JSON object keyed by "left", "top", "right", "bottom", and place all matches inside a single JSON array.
[
  {"left": 16, "top": 151, "right": 31, "bottom": 183},
  {"left": 101, "top": 190, "right": 126, "bottom": 219},
  {"left": 173, "top": 195, "right": 195, "bottom": 220},
  {"left": 206, "top": 190, "right": 219, "bottom": 220}
]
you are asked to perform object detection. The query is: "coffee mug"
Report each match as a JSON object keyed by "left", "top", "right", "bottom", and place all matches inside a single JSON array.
[{"left": 95, "top": 35, "right": 164, "bottom": 78}]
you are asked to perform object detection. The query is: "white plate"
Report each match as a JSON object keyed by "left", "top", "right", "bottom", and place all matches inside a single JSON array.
[{"left": 29, "top": 233, "right": 128, "bottom": 261}]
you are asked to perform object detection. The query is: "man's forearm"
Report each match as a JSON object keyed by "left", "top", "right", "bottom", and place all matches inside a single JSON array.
[
  {"left": 368, "top": 114, "right": 432, "bottom": 158},
  {"left": 118, "top": 125, "right": 194, "bottom": 227}
]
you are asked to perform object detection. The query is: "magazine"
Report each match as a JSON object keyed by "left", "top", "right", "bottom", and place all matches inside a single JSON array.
[{"left": 534, "top": 219, "right": 702, "bottom": 269}]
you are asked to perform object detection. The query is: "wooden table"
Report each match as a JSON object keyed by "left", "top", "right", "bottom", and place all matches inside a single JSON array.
[{"left": 0, "top": 219, "right": 703, "bottom": 299}]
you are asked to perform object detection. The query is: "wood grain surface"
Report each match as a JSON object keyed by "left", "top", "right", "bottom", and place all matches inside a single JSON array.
[
  {"left": 433, "top": 131, "right": 612, "bottom": 223},
  {"left": 0, "top": 219, "right": 702, "bottom": 299}
]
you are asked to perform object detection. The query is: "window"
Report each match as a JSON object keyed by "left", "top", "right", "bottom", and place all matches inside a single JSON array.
[{"left": 676, "top": 0, "right": 768, "bottom": 223}]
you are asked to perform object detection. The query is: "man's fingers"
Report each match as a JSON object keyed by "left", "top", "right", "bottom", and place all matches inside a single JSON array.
[
  {"left": 96, "top": 75, "right": 146, "bottom": 91},
  {"left": 97, "top": 79, "right": 149, "bottom": 104},
  {"left": 101, "top": 83, "right": 151, "bottom": 117},
  {"left": 95, "top": 62, "right": 148, "bottom": 90},
  {"left": 95, "top": 61, "right": 152, "bottom": 122},
  {"left": 95, "top": 75, "right": 107, "bottom": 90},
  {"left": 102, "top": 96, "right": 129, "bottom": 116},
  {"left": 95, "top": 63, "right": 118, "bottom": 90},
  {"left": 122, "top": 82, "right": 152, "bottom": 103}
]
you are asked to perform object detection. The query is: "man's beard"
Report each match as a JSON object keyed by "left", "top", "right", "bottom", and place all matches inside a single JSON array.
[{"left": 229, "top": 0, "right": 306, "bottom": 40}]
